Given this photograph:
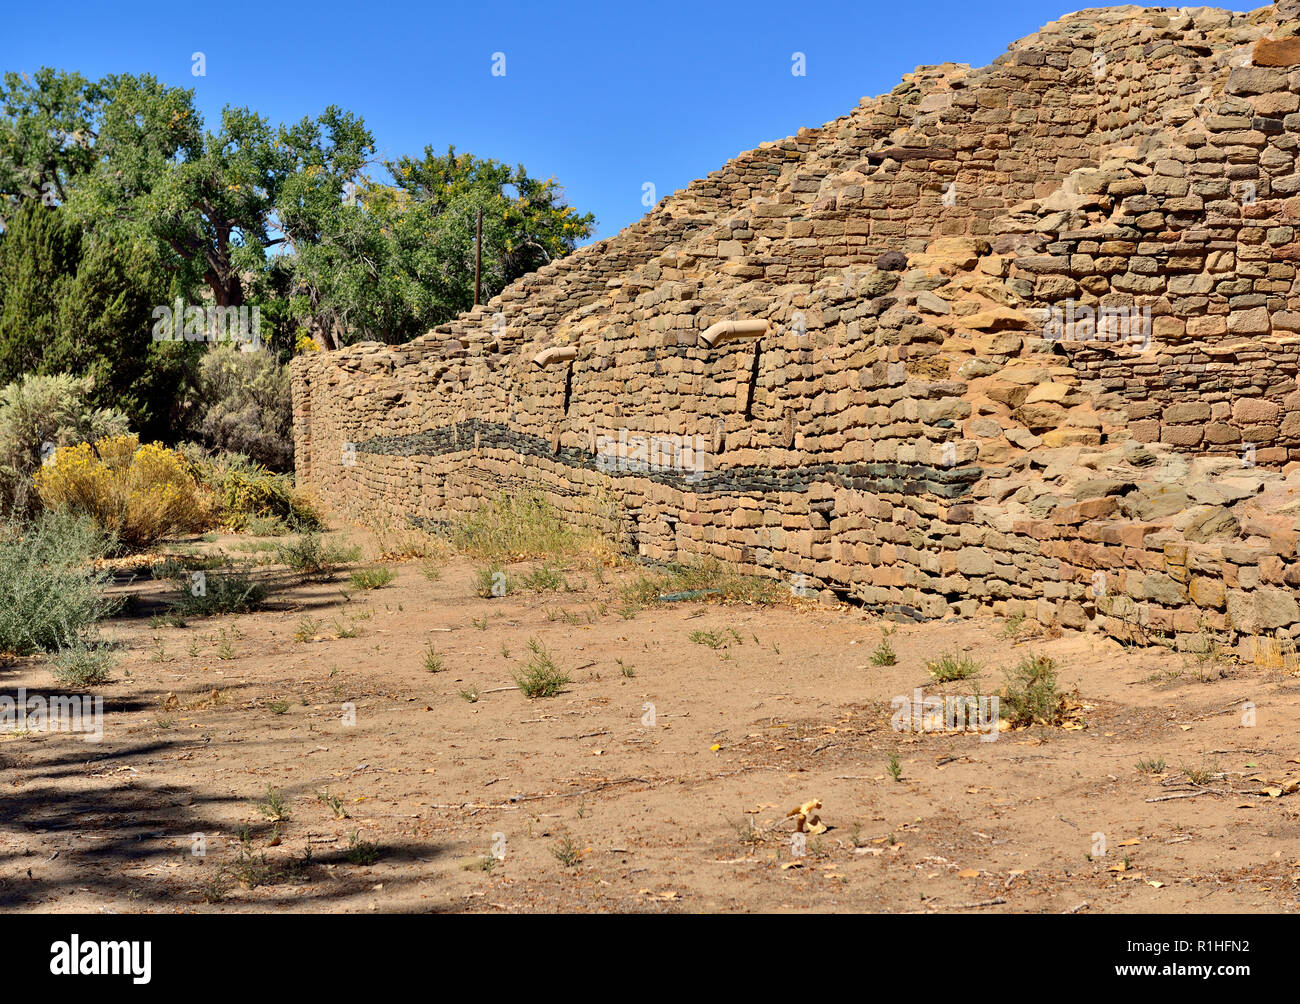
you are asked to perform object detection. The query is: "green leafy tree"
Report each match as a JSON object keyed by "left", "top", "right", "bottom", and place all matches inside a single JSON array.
[
  {"left": 279, "top": 179, "right": 415, "bottom": 346},
  {"left": 286, "top": 148, "right": 596, "bottom": 345},
  {"left": 68, "top": 74, "right": 374, "bottom": 315},
  {"left": 0, "top": 68, "right": 98, "bottom": 214},
  {"left": 388, "top": 145, "right": 596, "bottom": 311},
  {"left": 1, "top": 66, "right": 597, "bottom": 362},
  {"left": 49, "top": 230, "right": 204, "bottom": 442}
]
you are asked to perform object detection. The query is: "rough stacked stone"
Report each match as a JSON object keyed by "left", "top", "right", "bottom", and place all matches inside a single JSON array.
[{"left": 293, "top": 2, "right": 1300, "bottom": 659}]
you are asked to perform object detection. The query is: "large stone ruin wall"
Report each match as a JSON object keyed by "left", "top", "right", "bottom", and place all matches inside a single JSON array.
[{"left": 292, "top": 2, "right": 1300, "bottom": 659}]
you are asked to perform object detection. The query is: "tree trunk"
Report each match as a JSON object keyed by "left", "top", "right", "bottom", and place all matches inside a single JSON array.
[
  {"left": 204, "top": 230, "right": 244, "bottom": 307},
  {"left": 205, "top": 270, "right": 244, "bottom": 308}
]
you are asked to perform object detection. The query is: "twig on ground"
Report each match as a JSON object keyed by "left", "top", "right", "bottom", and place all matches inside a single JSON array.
[
  {"left": 902, "top": 897, "right": 1006, "bottom": 914},
  {"left": 1146, "top": 790, "right": 1214, "bottom": 802}
]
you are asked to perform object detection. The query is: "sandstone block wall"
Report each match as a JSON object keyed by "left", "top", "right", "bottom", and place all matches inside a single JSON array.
[{"left": 293, "top": 2, "right": 1300, "bottom": 660}]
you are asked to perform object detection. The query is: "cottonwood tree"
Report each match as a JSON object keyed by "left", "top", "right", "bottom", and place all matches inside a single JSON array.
[
  {"left": 285, "top": 148, "right": 595, "bottom": 346},
  {"left": 0, "top": 67, "right": 597, "bottom": 355},
  {"left": 0, "top": 68, "right": 98, "bottom": 215},
  {"left": 71, "top": 74, "right": 375, "bottom": 316},
  {"left": 388, "top": 144, "right": 596, "bottom": 306}
]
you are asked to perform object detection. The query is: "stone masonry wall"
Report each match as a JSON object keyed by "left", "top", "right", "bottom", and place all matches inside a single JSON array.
[{"left": 294, "top": 3, "right": 1300, "bottom": 661}]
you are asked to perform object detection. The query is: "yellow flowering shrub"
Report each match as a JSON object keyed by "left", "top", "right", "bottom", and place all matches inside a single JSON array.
[{"left": 35, "top": 436, "right": 211, "bottom": 551}]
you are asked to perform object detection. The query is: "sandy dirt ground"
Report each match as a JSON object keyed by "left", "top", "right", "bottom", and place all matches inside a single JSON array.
[{"left": 4, "top": 532, "right": 1300, "bottom": 914}]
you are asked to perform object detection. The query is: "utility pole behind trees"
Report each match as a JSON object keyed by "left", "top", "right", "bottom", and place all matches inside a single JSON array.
[{"left": 474, "top": 207, "right": 483, "bottom": 306}]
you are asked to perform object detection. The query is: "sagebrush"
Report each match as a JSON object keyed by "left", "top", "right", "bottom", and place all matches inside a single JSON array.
[{"left": 0, "top": 512, "right": 116, "bottom": 656}]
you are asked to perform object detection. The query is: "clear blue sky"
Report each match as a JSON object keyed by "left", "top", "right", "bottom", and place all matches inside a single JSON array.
[{"left": 4, "top": 0, "right": 1119, "bottom": 242}]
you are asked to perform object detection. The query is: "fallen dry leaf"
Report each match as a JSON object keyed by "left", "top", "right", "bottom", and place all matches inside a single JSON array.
[{"left": 787, "top": 799, "right": 828, "bottom": 834}]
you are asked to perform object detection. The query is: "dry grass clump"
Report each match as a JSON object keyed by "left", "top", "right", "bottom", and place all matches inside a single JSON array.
[
  {"left": 451, "top": 491, "right": 615, "bottom": 564},
  {"left": 618, "top": 559, "right": 789, "bottom": 615}
]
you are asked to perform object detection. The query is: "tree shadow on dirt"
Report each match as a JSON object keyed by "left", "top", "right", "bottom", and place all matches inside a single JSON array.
[
  {"left": 0, "top": 734, "right": 453, "bottom": 912},
  {"left": 106, "top": 568, "right": 365, "bottom": 624}
]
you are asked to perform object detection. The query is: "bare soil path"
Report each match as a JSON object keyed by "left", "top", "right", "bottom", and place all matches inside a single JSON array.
[{"left": 4, "top": 538, "right": 1299, "bottom": 913}]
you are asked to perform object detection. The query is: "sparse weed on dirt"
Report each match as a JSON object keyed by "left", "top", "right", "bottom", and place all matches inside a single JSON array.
[
  {"left": 227, "top": 840, "right": 312, "bottom": 890},
  {"left": 618, "top": 560, "right": 786, "bottom": 617},
  {"left": 346, "top": 831, "right": 380, "bottom": 865},
  {"left": 451, "top": 491, "right": 611, "bottom": 564},
  {"left": 198, "top": 870, "right": 234, "bottom": 903},
  {"left": 294, "top": 615, "right": 320, "bottom": 642},
  {"left": 474, "top": 565, "right": 509, "bottom": 598},
  {"left": 551, "top": 832, "right": 582, "bottom": 868},
  {"left": 422, "top": 643, "right": 445, "bottom": 673},
  {"left": 1182, "top": 760, "right": 1222, "bottom": 787},
  {"left": 870, "top": 627, "right": 897, "bottom": 667},
  {"left": 229, "top": 848, "right": 275, "bottom": 889},
  {"left": 363, "top": 512, "right": 446, "bottom": 563},
  {"left": 256, "top": 786, "right": 290, "bottom": 822},
  {"left": 1000, "top": 654, "right": 1065, "bottom": 726},
  {"left": 152, "top": 551, "right": 227, "bottom": 575},
  {"left": 928, "top": 651, "right": 978, "bottom": 683},
  {"left": 172, "top": 566, "right": 268, "bottom": 617},
  {"left": 275, "top": 533, "right": 360, "bottom": 580},
  {"left": 734, "top": 817, "right": 764, "bottom": 848},
  {"left": 515, "top": 637, "right": 569, "bottom": 698},
  {"left": 461, "top": 852, "right": 497, "bottom": 873},
  {"left": 521, "top": 563, "right": 568, "bottom": 592},
  {"left": 689, "top": 627, "right": 742, "bottom": 650},
  {"left": 349, "top": 567, "right": 395, "bottom": 590},
  {"left": 316, "top": 789, "right": 349, "bottom": 819},
  {"left": 244, "top": 515, "right": 290, "bottom": 537},
  {"left": 232, "top": 539, "right": 281, "bottom": 556}
]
